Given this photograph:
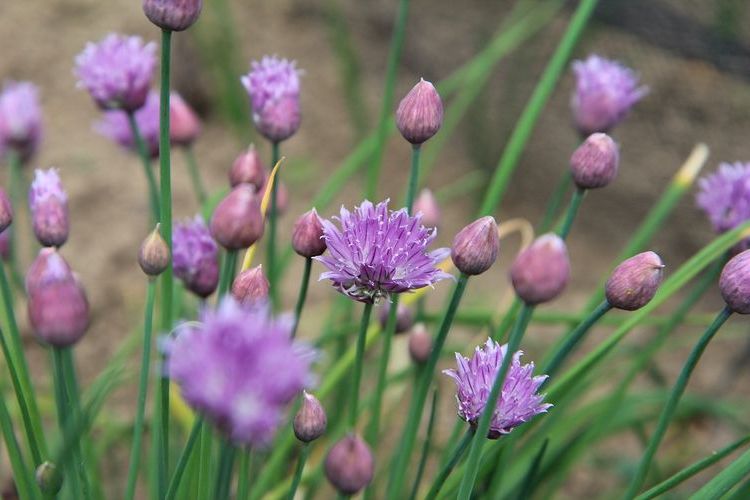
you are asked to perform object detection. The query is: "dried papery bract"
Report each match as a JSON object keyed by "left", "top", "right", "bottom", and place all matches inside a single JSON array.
[
  {"left": 510, "top": 233, "right": 570, "bottom": 305},
  {"left": 143, "top": 0, "right": 203, "bottom": 31},
  {"left": 719, "top": 249, "right": 750, "bottom": 314},
  {"left": 231, "top": 265, "right": 269, "bottom": 306},
  {"left": 325, "top": 433, "right": 374, "bottom": 495},
  {"left": 229, "top": 144, "right": 266, "bottom": 190},
  {"left": 292, "top": 209, "right": 326, "bottom": 258},
  {"left": 28, "top": 168, "right": 69, "bottom": 248},
  {"left": 35, "top": 461, "right": 62, "bottom": 495},
  {"left": 451, "top": 216, "right": 500, "bottom": 276},
  {"left": 605, "top": 251, "right": 664, "bottom": 311},
  {"left": 139, "top": 224, "right": 170, "bottom": 277},
  {"left": 570, "top": 133, "right": 620, "bottom": 189},
  {"left": 210, "top": 184, "right": 265, "bottom": 250},
  {"left": 293, "top": 392, "right": 327, "bottom": 443},
  {"left": 396, "top": 79, "right": 443, "bottom": 145}
]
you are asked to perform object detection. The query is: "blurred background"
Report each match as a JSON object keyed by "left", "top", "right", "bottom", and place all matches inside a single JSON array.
[{"left": 2, "top": 0, "right": 750, "bottom": 496}]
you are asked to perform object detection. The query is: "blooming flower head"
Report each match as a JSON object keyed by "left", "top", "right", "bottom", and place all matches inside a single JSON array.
[
  {"left": 443, "top": 338, "right": 551, "bottom": 438},
  {"left": 571, "top": 54, "right": 647, "bottom": 136},
  {"left": 315, "top": 200, "right": 451, "bottom": 303},
  {"left": 241, "top": 56, "right": 302, "bottom": 142},
  {"left": 0, "top": 81, "right": 42, "bottom": 162},
  {"left": 95, "top": 90, "right": 160, "bottom": 158},
  {"left": 166, "top": 297, "right": 315, "bottom": 446},
  {"left": 75, "top": 33, "right": 156, "bottom": 112},
  {"left": 173, "top": 216, "right": 220, "bottom": 298},
  {"left": 29, "top": 168, "right": 69, "bottom": 247},
  {"left": 696, "top": 162, "right": 750, "bottom": 235}
]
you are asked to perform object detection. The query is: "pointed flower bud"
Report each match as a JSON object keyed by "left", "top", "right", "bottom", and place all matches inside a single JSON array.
[
  {"left": 292, "top": 209, "right": 326, "bottom": 257},
  {"left": 412, "top": 188, "right": 440, "bottom": 228},
  {"left": 169, "top": 92, "right": 201, "bottom": 146},
  {"left": 35, "top": 461, "right": 62, "bottom": 495},
  {"left": 570, "top": 133, "right": 619, "bottom": 189},
  {"left": 143, "top": 0, "right": 203, "bottom": 32},
  {"left": 719, "top": 249, "right": 750, "bottom": 314},
  {"left": 231, "top": 265, "right": 269, "bottom": 305},
  {"left": 605, "top": 251, "right": 664, "bottom": 310},
  {"left": 378, "top": 302, "right": 414, "bottom": 334},
  {"left": 325, "top": 433, "right": 374, "bottom": 496},
  {"left": 28, "top": 274, "right": 89, "bottom": 347},
  {"left": 510, "top": 234, "right": 570, "bottom": 305},
  {"left": 210, "top": 185, "right": 265, "bottom": 250},
  {"left": 408, "top": 323, "right": 432, "bottom": 364},
  {"left": 396, "top": 79, "right": 443, "bottom": 145},
  {"left": 293, "top": 391, "right": 327, "bottom": 443},
  {"left": 0, "top": 187, "right": 12, "bottom": 233},
  {"left": 0, "top": 81, "right": 43, "bottom": 163},
  {"left": 139, "top": 224, "right": 170, "bottom": 276},
  {"left": 29, "top": 168, "right": 69, "bottom": 247},
  {"left": 229, "top": 144, "right": 266, "bottom": 189},
  {"left": 173, "top": 216, "right": 220, "bottom": 298},
  {"left": 26, "top": 248, "right": 73, "bottom": 294},
  {"left": 451, "top": 216, "right": 499, "bottom": 276}
]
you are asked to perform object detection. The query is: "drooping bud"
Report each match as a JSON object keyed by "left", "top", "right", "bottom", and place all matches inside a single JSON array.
[
  {"left": 169, "top": 92, "right": 201, "bottom": 146},
  {"left": 0, "top": 187, "right": 12, "bottom": 233},
  {"left": 293, "top": 391, "right": 327, "bottom": 443},
  {"left": 28, "top": 276, "right": 89, "bottom": 347},
  {"left": 408, "top": 324, "right": 432, "bottom": 364},
  {"left": 35, "top": 461, "right": 62, "bottom": 495},
  {"left": 26, "top": 248, "right": 74, "bottom": 294},
  {"left": 143, "top": 0, "right": 203, "bottom": 31},
  {"left": 139, "top": 224, "right": 170, "bottom": 276},
  {"left": 451, "top": 216, "right": 500, "bottom": 276},
  {"left": 209, "top": 185, "right": 265, "bottom": 250},
  {"left": 324, "top": 433, "right": 374, "bottom": 496},
  {"left": 231, "top": 266, "right": 269, "bottom": 305},
  {"left": 396, "top": 79, "right": 443, "bottom": 145},
  {"left": 412, "top": 188, "right": 440, "bottom": 228},
  {"left": 378, "top": 302, "right": 414, "bottom": 334},
  {"left": 510, "top": 234, "right": 570, "bottom": 305},
  {"left": 29, "top": 168, "right": 69, "bottom": 247},
  {"left": 292, "top": 209, "right": 326, "bottom": 257},
  {"left": 719, "top": 249, "right": 750, "bottom": 314},
  {"left": 229, "top": 144, "right": 266, "bottom": 190},
  {"left": 605, "top": 251, "right": 664, "bottom": 310},
  {"left": 570, "top": 133, "right": 619, "bottom": 189}
]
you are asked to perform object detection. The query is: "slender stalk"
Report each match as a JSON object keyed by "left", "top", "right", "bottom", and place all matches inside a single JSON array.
[
  {"left": 458, "top": 303, "right": 534, "bottom": 499},
  {"left": 556, "top": 187, "right": 585, "bottom": 240},
  {"left": 405, "top": 145, "right": 421, "bottom": 211},
  {"left": 165, "top": 418, "right": 203, "bottom": 500},
  {"left": 60, "top": 349, "right": 91, "bottom": 500},
  {"left": 491, "top": 297, "right": 522, "bottom": 341},
  {"left": 408, "top": 389, "right": 439, "bottom": 500},
  {"left": 0, "top": 390, "right": 38, "bottom": 500},
  {"left": 7, "top": 150, "right": 26, "bottom": 289},
  {"left": 124, "top": 280, "right": 157, "bottom": 500},
  {"left": 691, "top": 446, "right": 750, "bottom": 500},
  {"left": 287, "top": 444, "right": 310, "bottom": 500},
  {"left": 387, "top": 273, "right": 470, "bottom": 498},
  {"left": 52, "top": 348, "right": 83, "bottom": 499},
  {"left": 127, "top": 111, "right": 161, "bottom": 221},
  {"left": 197, "top": 423, "right": 213, "bottom": 500},
  {"left": 214, "top": 440, "right": 237, "bottom": 500},
  {"left": 425, "top": 428, "right": 474, "bottom": 499},
  {"left": 624, "top": 306, "right": 733, "bottom": 498},
  {"left": 237, "top": 449, "right": 252, "bottom": 500},
  {"left": 349, "top": 302, "right": 374, "bottom": 429},
  {"left": 267, "top": 141, "right": 281, "bottom": 309},
  {"left": 184, "top": 147, "right": 207, "bottom": 205},
  {"left": 218, "top": 250, "right": 238, "bottom": 297},
  {"left": 539, "top": 171, "right": 572, "bottom": 232},
  {"left": 291, "top": 258, "right": 312, "bottom": 338}
]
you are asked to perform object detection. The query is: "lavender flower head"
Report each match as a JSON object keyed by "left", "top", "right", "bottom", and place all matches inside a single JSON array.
[
  {"left": 166, "top": 297, "right": 315, "bottom": 446},
  {"left": 571, "top": 55, "right": 647, "bottom": 136},
  {"left": 444, "top": 338, "right": 551, "bottom": 438},
  {"left": 29, "top": 168, "right": 69, "bottom": 247},
  {"left": 95, "top": 91, "right": 160, "bottom": 158},
  {"left": 75, "top": 33, "right": 156, "bottom": 111},
  {"left": 0, "top": 81, "right": 42, "bottom": 162},
  {"left": 696, "top": 162, "right": 750, "bottom": 236},
  {"left": 315, "top": 200, "right": 451, "bottom": 303},
  {"left": 173, "top": 216, "right": 220, "bottom": 297},
  {"left": 241, "top": 56, "right": 302, "bottom": 142}
]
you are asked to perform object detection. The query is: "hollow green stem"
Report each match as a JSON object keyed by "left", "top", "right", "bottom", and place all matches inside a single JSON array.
[
  {"left": 218, "top": 250, "right": 238, "bottom": 298},
  {"left": 387, "top": 273, "right": 470, "bottom": 498},
  {"left": 267, "top": 141, "right": 281, "bottom": 309},
  {"left": 539, "top": 171, "right": 572, "bottom": 233},
  {"left": 52, "top": 348, "right": 84, "bottom": 499},
  {"left": 127, "top": 111, "right": 161, "bottom": 222},
  {"left": 409, "top": 389, "right": 439, "bottom": 500},
  {"left": 405, "top": 145, "right": 421, "bottom": 211},
  {"left": 124, "top": 280, "right": 157, "bottom": 500},
  {"left": 349, "top": 302, "right": 374, "bottom": 429},
  {"left": 426, "top": 428, "right": 474, "bottom": 500},
  {"left": 184, "top": 147, "right": 207, "bottom": 205},
  {"left": 689, "top": 443, "right": 750, "bottom": 500},
  {"left": 165, "top": 418, "right": 203, "bottom": 500},
  {"left": 60, "top": 349, "right": 92, "bottom": 500},
  {"left": 287, "top": 444, "right": 310, "bottom": 500},
  {"left": 197, "top": 423, "right": 213, "bottom": 500},
  {"left": 214, "top": 440, "right": 237, "bottom": 500},
  {"left": 624, "top": 306, "right": 733, "bottom": 498},
  {"left": 556, "top": 187, "right": 585, "bottom": 240},
  {"left": 458, "top": 303, "right": 534, "bottom": 499},
  {"left": 237, "top": 449, "right": 252, "bottom": 500},
  {"left": 0, "top": 387, "right": 38, "bottom": 500},
  {"left": 7, "top": 150, "right": 26, "bottom": 290},
  {"left": 291, "top": 257, "right": 312, "bottom": 338}
]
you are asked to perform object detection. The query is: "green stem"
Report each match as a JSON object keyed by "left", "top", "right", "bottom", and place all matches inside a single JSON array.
[
  {"left": 214, "top": 440, "right": 237, "bottom": 500},
  {"left": 624, "top": 306, "right": 733, "bottom": 499},
  {"left": 267, "top": 141, "right": 281, "bottom": 309},
  {"left": 60, "top": 349, "right": 91, "bottom": 500},
  {"left": 126, "top": 111, "right": 161, "bottom": 221},
  {"left": 218, "top": 250, "right": 238, "bottom": 298},
  {"left": 197, "top": 423, "right": 213, "bottom": 500},
  {"left": 165, "top": 418, "right": 203, "bottom": 500},
  {"left": 539, "top": 171, "right": 572, "bottom": 233},
  {"left": 7, "top": 150, "right": 26, "bottom": 290},
  {"left": 491, "top": 297, "right": 522, "bottom": 342},
  {"left": 458, "top": 303, "right": 534, "bottom": 499},
  {"left": 184, "top": 147, "right": 207, "bottom": 205},
  {"left": 349, "top": 302, "right": 374, "bottom": 429},
  {"left": 517, "top": 438, "right": 549, "bottom": 500},
  {"left": 387, "top": 273, "right": 470, "bottom": 498},
  {"left": 291, "top": 258, "right": 312, "bottom": 338},
  {"left": 0, "top": 388, "right": 38, "bottom": 500},
  {"left": 286, "top": 444, "right": 310, "bottom": 500},
  {"left": 237, "top": 449, "right": 252, "bottom": 500},
  {"left": 405, "top": 145, "right": 421, "bottom": 211},
  {"left": 52, "top": 348, "right": 83, "bottom": 499},
  {"left": 409, "top": 389, "right": 440, "bottom": 500},
  {"left": 556, "top": 187, "right": 585, "bottom": 240},
  {"left": 124, "top": 280, "right": 157, "bottom": 500},
  {"left": 425, "top": 428, "right": 474, "bottom": 500},
  {"left": 691, "top": 447, "right": 750, "bottom": 500}
]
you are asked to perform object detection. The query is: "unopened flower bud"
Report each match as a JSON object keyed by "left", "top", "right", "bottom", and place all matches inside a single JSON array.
[
  {"left": 408, "top": 324, "right": 432, "bottom": 364},
  {"left": 719, "top": 249, "right": 750, "bottom": 314},
  {"left": 325, "top": 433, "right": 374, "bottom": 496},
  {"left": 451, "top": 216, "right": 499, "bottom": 275},
  {"left": 570, "top": 133, "right": 619, "bottom": 189},
  {"left": 169, "top": 92, "right": 201, "bottom": 146},
  {"left": 35, "top": 461, "right": 62, "bottom": 495},
  {"left": 229, "top": 145, "right": 266, "bottom": 190},
  {"left": 378, "top": 302, "right": 413, "bottom": 334},
  {"left": 210, "top": 185, "right": 265, "bottom": 250},
  {"left": 29, "top": 168, "right": 69, "bottom": 247},
  {"left": 143, "top": 0, "right": 203, "bottom": 31},
  {"left": 28, "top": 277, "right": 89, "bottom": 347},
  {"left": 0, "top": 187, "right": 12, "bottom": 233},
  {"left": 396, "top": 79, "right": 443, "bottom": 145},
  {"left": 139, "top": 224, "right": 170, "bottom": 276},
  {"left": 26, "top": 248, "right": 74, "bottom": 293},
  {"left": 412, "top": 188, "right": 440, "bottom": 228},
  {"left": 510, "top": 234, "right": 570, "bottom": 305},
  {"left": 292, "top": 209, "right": 326, "bottom": 257},
  {"left": 231, "top": 266, "right": 269, "bottom": 305},
  {"left": 605, "top": 251, "right": 664, "bottom": 310},
  {"left": 293, "top": 391, "right": 327, "bottom": 443}
]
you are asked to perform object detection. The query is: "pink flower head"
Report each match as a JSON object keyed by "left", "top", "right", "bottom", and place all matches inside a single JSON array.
[
  {"left": 28, "top": 168, "right": 69, "bottom": 247},
  {"left": 0, "top": 81, "right": 43, "bottom": 163},
  {"left": 697, "top": 162, "right": 750, "bottom": 235},
  {"left": 172, "top": 216, "right": 219, "bottom": 298}
]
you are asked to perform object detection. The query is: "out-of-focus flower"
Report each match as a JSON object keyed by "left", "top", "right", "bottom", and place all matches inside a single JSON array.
[
  {"left": 605, "top": 251, "right": 664, "bottom": 311},
  {"left": 26, "top": 248, "right": 72, "bottom": 294},
  {"left": 229, "top": 144, "right": 266, "bottom": 189},
  {"left": 29, "top": 168, "right": 69, "bottom": 248},
  {"left": 231, "top": 266, "right": 270, "bottom": 306},
  {"left": 412, "top": 188, "right": 440, "bottom": 228},
  {"left": 210, "top": 184, "right": 265, "bottom": 250},
  {"left": 143, "top": 0, "right": 203, "bottom": 32},
  {"left": 396, "top": 79, "right": 443, "bottom": 145},
  {"left": 315, "top": 200, "right": 451, "bottom": 303},
  {"left": 719, "top": 249, "right": 750, "bottom": 314},
  {"left": 408, "top": 324, "right": 432, "bottom": 364},
  {"left": 95, "top": 90, "right": 160, "bottom": 157},
  {"left": 697, "top": 162, "right": 750, "bottom": 235},
  {"left": 173, "top": 216, "right": 219, "bottom": 298},
  {"left": 75, "top": 34, "right": 156, "bottom": 111},
  {"left": 166, "top": 297, "right": 315, "bottom": 446},
  {"left": 377, "top": 302, "right": 414, "bottom": 334},
  {"left": 571, "top": 55, "right": 647, "bottom": 136},
  {"left": 325, "top": 433, "right": 374, "bottom": 495},
  {"left": 444, "top": 338, "right": 551, "bottom": 438},
  {"left": 241, "top": 56, "right": 302, "bottom": 143},
  {"left": 510, "top": 234, "right": 570, "bottom": 305},
  {"left": 169, "top": 92, "right": 201, "bottom": 147},
  {"left": 0, "top": 187, "right": 12, "bottom": 233},
  {"left": 0, "top": 81, "right": 43, "bottom": 163}
]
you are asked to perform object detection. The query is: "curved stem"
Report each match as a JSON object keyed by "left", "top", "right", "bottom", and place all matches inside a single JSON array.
[
  {"left": 126, "top": 111, "right": 160, "bottom": 221},
  {"left": 286, "top": 444, "right": 310, "bottom": 500},
  {"left": 556, "top": 187, "right": 585, "bottom": 240},
  {"left": 349, "top": 302, "right": 374, "bottom": 429},
  {"left": 184, "top": 147, "right": 207, "bottom": 205},
  {"left": 291, "top": 258, "right": 312, "bottom": 338},
  {"left": 165, "top": 418, "right": 203, "bottom": 500},
  {"left": 425, "top": 428, "right": 474, "bottom": 500},
  {"left": 267, "top": 141, "right": 281, "bottom": 309}
]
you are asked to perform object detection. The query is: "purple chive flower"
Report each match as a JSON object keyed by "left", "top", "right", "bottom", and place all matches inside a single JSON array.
[
  {"left": 173, "top": 216, "right": 220, "bottom": 298},
  {"left": 241, "top": 56, "right": 302, "bottom": 143},
  {"left": 29, "top": 168, "right": 69, "bottom": 248},
  {"left": 571, "top": 55, "right": 647, "bottom": 136},
  {"left": 696, "top": 162, "right": 750, "bottom": 235},
  {"left": 166, "top": 297, "right": 315, "bottom": 446},
  {"left": 95, "top": 90, "right": 160, "bottom": 158},
  {"left": 315, "top": 200, "right": 451, "bottom": 303},
  {"left": 75, "top": 33, "right": 156, "bottom": 112},
  {"left": 444, "top": 338, "right": 551, "bottom": 438},
  {"left": 0, "top": 81, "right": 43, "bottom": 163}
]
